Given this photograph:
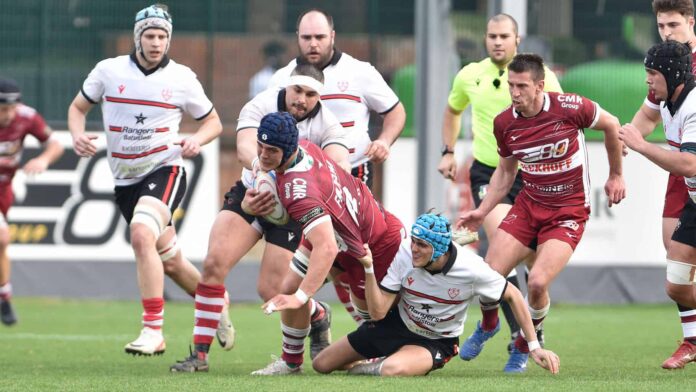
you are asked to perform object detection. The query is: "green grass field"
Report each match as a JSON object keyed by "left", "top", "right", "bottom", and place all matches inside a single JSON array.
[{"left": 1, "top": 298, "right": 694, "bottom": 391}]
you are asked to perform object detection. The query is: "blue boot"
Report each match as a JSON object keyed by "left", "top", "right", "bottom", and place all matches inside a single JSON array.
[{"left": 459, "top": 320, "right": 500, "bottom": 360}]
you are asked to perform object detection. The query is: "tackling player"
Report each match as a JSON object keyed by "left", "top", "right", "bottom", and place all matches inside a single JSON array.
[
  {"left": 312, "top": 213, "right": 559, "bottom": 377},
  {"left": 170, "top": 65, "right": 351, "bottom": 373}
]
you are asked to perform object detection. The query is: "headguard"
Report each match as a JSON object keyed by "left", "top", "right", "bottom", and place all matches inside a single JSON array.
[
  {"left": 134, "top": 4, "right": 173, "bottom": 57},
  {"left": 411, "top": 213, "right": 452, "bottom": 265},
  {"left": 0, "top": 78, "right": 21, "bottom": 104},
  {"left": 257, "top": 112, "right": 299, "bottom": 166},
  {"left": 645, "top": 40, "right": 693, "bottom": 101}
]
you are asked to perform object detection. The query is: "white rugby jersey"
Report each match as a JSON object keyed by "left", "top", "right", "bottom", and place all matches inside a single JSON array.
[
  {"left": 379, "top": 242, "right": 507, "bottom": 339},
  {"left": 269, "top": 50, "right": 400, "bottom": 167},
  {"left": 81, "top": 54, "right": 213, "bottom": 186},
  {"left": 236, "top": 87, "right": 351, "bottom": 188},
  {"left": 659, "top": 84, "right": 696, "bottom": 202}
]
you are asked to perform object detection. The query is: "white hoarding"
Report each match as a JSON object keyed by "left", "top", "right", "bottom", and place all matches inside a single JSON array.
[
  {"left": 9, "top": 131, "right": 218, "bottom": 262},
  {"left": 385, "top": 139, "right": 666, "bottom": 266}
]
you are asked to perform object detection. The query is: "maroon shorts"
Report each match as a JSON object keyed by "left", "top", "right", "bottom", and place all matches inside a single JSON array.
[
  {"left": 335, "top": 212, "right": 406, "bottom": 300},
  {"left": 0, "top": 185, "right": 13, "bottom": 217},
  {"left": 663, "top": 173, "right": 689, "bottom": 218},
  {"left": 498, "top": 193, "right": 590, "bottom": 250}
]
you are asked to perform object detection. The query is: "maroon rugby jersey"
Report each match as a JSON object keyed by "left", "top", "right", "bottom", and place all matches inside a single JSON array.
[
  {"left": 646, "top": 50, "right": 696, "bottom": 105},
  {"left": 494, "top": 92, "right": 600, "bottom": 208},
  {"left": 276, "top": 140, "right": 397, "bottom": 259},
  {"left": 0, "top": 104, "right": 50, "bottom": 185}
]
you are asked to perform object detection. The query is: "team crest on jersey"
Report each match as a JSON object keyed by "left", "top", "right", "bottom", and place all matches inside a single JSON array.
[
  {"left": 407, "top": 276, "right": 414, "bottom": 286},
  {"left": 558, "top": 220, "right": 579, "bottom": 231},
  {"left": 161, "top": 88, "right": 173, "bottom": 101},
  {"left": 337, "top": 81, "right": 349, "bottom": 92},
  {"left": 118, "top": 84, "right": 125, "bottom": 94},
  {"left": 448, "top": 288, "right": 460, "bottom": 299}
]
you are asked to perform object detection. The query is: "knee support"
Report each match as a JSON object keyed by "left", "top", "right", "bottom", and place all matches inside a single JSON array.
[
  {"left": 157, "top": 235, "right": 180, "bottom": 262},
  {"left": 666, "top": 259, "right": 696, "bottom": 285},
  {"left": 131, "top": 202, "right": 167, "bottom": 238}
]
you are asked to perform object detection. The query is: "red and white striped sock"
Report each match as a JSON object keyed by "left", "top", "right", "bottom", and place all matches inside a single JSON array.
[
  {"left": 678, "top": 304, "right": 696, "bottom": 343},
  {"left": 193, "top": 282, "right": 225, "bottom": 351},
  {"left": 0, "top": 282, "right": 12, "bottom": 301},
  {"left": 281, "top": 323, "right": 310, "bottom": 367},
  {"left": 333, "top": 279, "right": 363, "bottom": 324},
  {"left": 142, "top": 297, "right": 164, "bottom": 332}
]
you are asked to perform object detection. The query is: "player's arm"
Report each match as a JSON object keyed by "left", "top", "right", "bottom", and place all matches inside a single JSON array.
[
  {"left": 366, "top": 102, "right": 406, "bottom": 164},
  {"left": 620, "top": 120, "right": 696, "bottom": 177},
  {"left": 630, "top": 102, "right": 662, "bottom": 137},
  {"left": 24, "top": 130, "right": 64, "bottom": 175},
  {"left": 458, "top": 155, "right": 517, "bottom": 231},
  {"left": 299, "top": 218, "right": 339, "bottom": 299},
  {"left": 67, "top": 93, "right": 98, "bottom": 157},
  {"left": 438, "top": 105, "right": 464, "bottom": 180},
  {"left": 356, "top": 244, "right": 397, "bottom": 320},
  {"left": 592, "top": 109, "right": 626, "bottom": 206},
  {"left": 237, "top": 127, "right": 259, "bottom": 170},
  {"left": 501, "top": 282, "right": 560, "bottom": 374},
  {"left": 178, "top": 108, "right": 223, "bottom": 158},
  {"left": 322, "top": 143, "right": 351, "bottom": 173}
]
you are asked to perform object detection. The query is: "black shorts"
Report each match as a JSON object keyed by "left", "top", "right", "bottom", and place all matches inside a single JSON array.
[
  {"left": 672, "top": 199, "right": 696, "bottom": 247},
  {"left": 221, "top": 181, "right": 301, "bottom": 252},
  {"left": 114, "top": 165, "right": 187, "bottom": 225},
  {"left": 469, "top": 159, "right": 524, "bottom": 208},
  {"left": 347, "top": 308, "right": 459, "bottom": 372},
  {"left": 352, "top": 161, "right": 374, "bottom": 189}
]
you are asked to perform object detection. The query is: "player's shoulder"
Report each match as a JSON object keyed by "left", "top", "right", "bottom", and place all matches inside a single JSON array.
[
  {"left": 165, "top": 59, "right": 199, "bottom": 79},
  {"left": 336, "top": 52, "right": 376, "bottom": 72},
  {"left": 248, "top": 87, "right": 281, "bottom": 108},
  {"left": 448, "top": 243, "right": 489, "bottom": 277},
  {"left": 93, "top": 55, "right": 129, "bottom": 71},
  {"left": 548, "top": 91, "right": 592, "bottom": 114},
  {"left": 493, "top": 105, "right": 515, "bottom": 126},
  {"left": 14, "top": 104, "right": 38, "bottom": 119}
]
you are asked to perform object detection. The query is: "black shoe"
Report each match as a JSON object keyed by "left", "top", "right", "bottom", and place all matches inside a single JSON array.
[
  {"left": 0, "top": 300, "right": 17, "bottom": 326},
  {"left": 309, "top": 301, "right": 332, "bottom": 360},
  {"left": 170, "top": 347, "right": 209, "bottom": 373}
]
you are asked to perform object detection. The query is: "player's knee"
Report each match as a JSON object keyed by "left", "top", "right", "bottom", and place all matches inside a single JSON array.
[
  {"left": 526, "top": 274, "right": 548, "bottom": 297},
  {"left": 311, "top": 356, "right": 332, "bottom": 374},
  {"left": 257, "top": 281, "right": 277, "bottom": 302},
  {"left": 129, "top": 223, "right": 157, "bottom": 251},
  {"left": 0, "top": 227, "right": 10, "bottom": 249},
  {"left": 130, "top": 198, "right": 169, "bottom": 243}
]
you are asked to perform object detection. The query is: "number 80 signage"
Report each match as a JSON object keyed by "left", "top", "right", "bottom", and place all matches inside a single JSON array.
[{"left": 9, "top": 132, "right": 218, "bottom": 262}]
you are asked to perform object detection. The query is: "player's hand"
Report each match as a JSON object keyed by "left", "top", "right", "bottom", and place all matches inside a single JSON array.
[
  {"left": 438, "top": 153, "right": 457, "bottom": 180},
  {"left": 22, "top": 157, "right": 49, "bottom": 175},
  {"left": 618, "top": 123, "right": 645, "bottom": 153},
  {"left": 72, "top": 134, "right": 98, "bottom": 157},
  {"left": 262, "top": 294, "right": 305, "bottom": 314},
  {"left": 456, "top": 209, "right": 485, "bottom": 232},
  {"left": 604, "top": 173, "right": 626, "bottom": 207},
  {"left": 365, "top": 139, "right": 390, "bottom": 163},
  {"left": 175, "top": 137, "right": 201, "bottom": 158},
  {"left": 357, "top": 243, "right": 373, "bottom": 269},
  {"left": 241, "top": 188, "right": 276, "bottom": 216},
  {"left": 529, "top": 347, "right": 560, "bottom": 374}
]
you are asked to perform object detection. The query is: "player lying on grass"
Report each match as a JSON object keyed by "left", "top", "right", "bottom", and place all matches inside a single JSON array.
[{"left": 311, "top": 213, "right": 560, "bottom": 376}]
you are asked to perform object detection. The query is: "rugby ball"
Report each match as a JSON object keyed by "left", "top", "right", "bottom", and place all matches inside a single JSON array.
[{"left": 253, "top": 171, "right": 290, "bottom": 225}]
